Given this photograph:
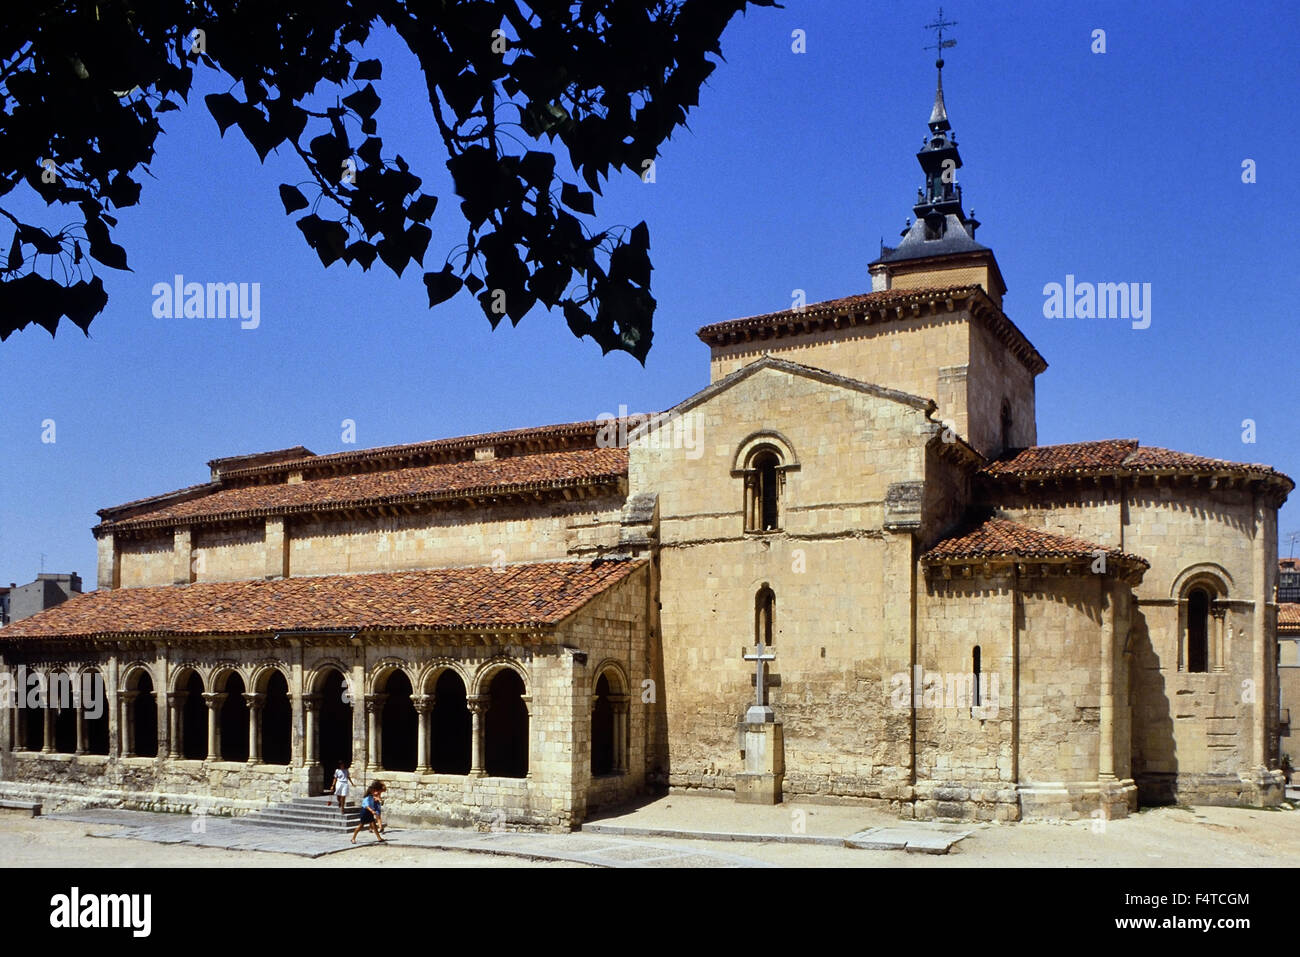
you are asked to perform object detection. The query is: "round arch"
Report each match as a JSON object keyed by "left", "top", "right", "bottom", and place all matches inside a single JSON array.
[
  {"left": 590, "top": 659, "right": 630, "bottom": 696},
  {"left": 249, "top": 661, "right": 291, "bottom": 694},
  {"left": 417, "top": 658, "right": 471, "bottom": 696},
  {"left": 1170, "top": 563, "right": 1233, "bottom": 600},
  {"left": 472, "top": 658, "right": 531, "bottom": 698},
  {"left": 368, "top": 658, "right": 416, "bottom": 695},
  {"left": 730, "top": 430, "right": 800, "bottom": 475}
]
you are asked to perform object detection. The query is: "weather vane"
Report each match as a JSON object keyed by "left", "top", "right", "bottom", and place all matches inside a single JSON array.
[{"left": 924, "top": 7, "right": 958, "bottom": 63}]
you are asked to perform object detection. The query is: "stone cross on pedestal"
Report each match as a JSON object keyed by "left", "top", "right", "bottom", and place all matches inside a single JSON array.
[{"left": 743, "top": 642, "right": 776, "bottom": 723}]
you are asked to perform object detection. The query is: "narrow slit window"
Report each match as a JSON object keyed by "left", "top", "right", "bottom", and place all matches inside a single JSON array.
[{"left": 1187, "top": 588, "right": 1210, "bottom": 673}]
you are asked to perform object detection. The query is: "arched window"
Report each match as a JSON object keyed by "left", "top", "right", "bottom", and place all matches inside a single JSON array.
[
  {"left": 972, "top": 646, "right": 982, "bottom": 707},
  {"left": 130, "top": 671, "right": 159, "bottom": 758},
  {"left": 217, "top": 673, "right": 249, "bottom": 762},
  {"left": 1000, "top": 400, "right": 1013, "bottom": 451},
  {"left": 485, "top": 669, "right": 528, "bottom": 778},
  {"left": 261, "top": 671, "right": 292, "bottom": 766},
  {"left": 591, "top": 674, "right": 615, "bottom": 777},
  {"left": 51, "top": 671, "right": 77, "bottom": 754},
  {"left": 1187, "top": 587, "right": 1210, "bottom": 673},
  {"left": 180, "top": 671, "right": 207, "bottom": 760},
  {"left": 755, "top": 586, "right": 775, "bottom": 646},
  {"left": 380, "top": 670, "right": 417, "bottom": 772},
  {"left": 430, "top": 670, "right": 470, "bottom": 774},
  {"left": 315, "top": 668, "right": 353, "bottom": 788},
  {"left": 83, "top": 670, "right": 110, "bottom": 755},
  {"left": 745, "top": 449, "right": 783, "bottom": 532}
]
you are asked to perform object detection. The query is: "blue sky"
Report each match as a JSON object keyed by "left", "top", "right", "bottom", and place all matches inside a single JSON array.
[{"left": 3, "top": 0, "right": 1298, "bottom": 587}]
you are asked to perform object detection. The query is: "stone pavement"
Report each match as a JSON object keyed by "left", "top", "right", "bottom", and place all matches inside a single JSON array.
[
  {"left": 45, "top": 809, "right": 775, "bottom": 868},
  {"left": 582, "top": 793, "right": 970, "bottom": 853},
  {"left": 44, "top": 793, "right": 972, "bottom": 865}
]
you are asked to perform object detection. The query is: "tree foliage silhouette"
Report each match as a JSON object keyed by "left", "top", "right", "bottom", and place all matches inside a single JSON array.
[{"left": 0, "top": 0, "right": 777, "bottom": 360}]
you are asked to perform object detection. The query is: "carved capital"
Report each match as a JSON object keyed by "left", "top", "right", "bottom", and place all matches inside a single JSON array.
[
  {"left": 412, "top": 694, "right": 433, "bottom": 715},
  {"left": 466, "top": 694, "right": 490, "bottom": 717},
  {"left": 301, "top": 693, "right": 322, "bottom": 713},
  {"left": 243, "top": 692, "right": 266, "bottom": 712},
  {"left": 202, "top": 692, "right": 228, "bottom": 709},
  {"left": 364, "top": 693, "right": 388, "bottom": 715}
]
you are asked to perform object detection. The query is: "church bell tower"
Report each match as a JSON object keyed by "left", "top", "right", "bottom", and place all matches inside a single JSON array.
[{"left": 869, "top": 12, "right": 1007, "bottom": 306}]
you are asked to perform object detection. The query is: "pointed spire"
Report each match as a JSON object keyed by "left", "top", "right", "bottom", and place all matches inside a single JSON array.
[{"left": 929, "top": 58, "right": 950, "bottom": 131}]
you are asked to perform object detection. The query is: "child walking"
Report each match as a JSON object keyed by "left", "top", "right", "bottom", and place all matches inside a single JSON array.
[
  {"left": 326, "top": 760, "right": 352, "bottom": 812},
  {"left": 350, "top": 781, "right": 387, "bottom": 844}
]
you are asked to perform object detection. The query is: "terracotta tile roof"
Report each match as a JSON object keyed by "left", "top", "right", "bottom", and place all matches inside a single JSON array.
[
  {"left": 216, "top": 418, "right": 649, "bottom": 481},
  {"left": 922, "top": 516, "right": 1148, "bottom": 566},
  {"left": 697, "top": 287, "right": 956, "bottom": 340},
  {"left": 695, "top": 284, "right": 1048, "bottom": 375},
  {"left": 1279, "top": 603, "right": 1300, "bottom": 632},
  {"left": 100, "top": 447, "right": 628, "bottom": 530},
  {"left": 0, "top": 559, "right": 645, "bottom": 640},
  {"left": 983, "top": 440, "right": 1291, "bottom": 485}
]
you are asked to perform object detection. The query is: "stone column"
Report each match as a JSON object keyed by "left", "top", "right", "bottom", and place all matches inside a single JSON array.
[
  {"left": 413, "top": 694, "right": 433, "bottom": 774},
  {"left": 365, "top": 694, "right": 386, "bottom": 769},
  {"left": 203, "top": 692, "right": 227, "bottom": 761},
  {"left": 1252, "top": 500, "right": 1272, "bottom": 770},
  {"left": 13, "top": 700, "right": 27, "bottom": 752},
  {"left": 119, "top": 691, "right": 139, "bottom": 757},
  {"left": 74, "top": 693, "right": 87, "bottom": 755},
  {"left": 467, "top": 694, "right": 489, "bottom": 777},
  {"left": 610, "top": 694, "right": 630, "bottom": 773},
  {"left": 302, "top": 694, "right": 320, "bottom": 768},
  {"left": 41, "top": 695, "right": 54, "bottom": 753},
  {"left": 520, "top": 694, "right": 533, "bottom": 779},
  {"left": 1211, "top": 607, "right": 1227, "bottom": 673},
  {"left": 167, "top": 691, "right": 186, "bottom": 759},
  {"left": 245, "top": 692, "right": 265, "bottom": 764},
  {"left": 1098, "top": 580, "right": 1116, "bottom": 781}
]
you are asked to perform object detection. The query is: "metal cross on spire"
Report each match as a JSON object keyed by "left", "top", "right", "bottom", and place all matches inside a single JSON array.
[{"left": 924, "top": 7, "right": 958, "bottom": 62}]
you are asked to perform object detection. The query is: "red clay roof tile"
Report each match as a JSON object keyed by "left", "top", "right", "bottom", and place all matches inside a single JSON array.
[
  {"left": 922, "top": 516, "right": 1147, "bottom": 565},
  {"left": 0, "top": 560, "right": 644, "bottom": 640},
  {"left": 984, "top": 440, "right": 1289, "bottom": 484},
  {"left": 101, "top": 447, "right": 628, "bottom": 530}
]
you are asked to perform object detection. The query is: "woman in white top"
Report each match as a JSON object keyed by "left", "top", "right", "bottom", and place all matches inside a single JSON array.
[{"left": 327, "top": 761, "right": 352, "bottom": 812}]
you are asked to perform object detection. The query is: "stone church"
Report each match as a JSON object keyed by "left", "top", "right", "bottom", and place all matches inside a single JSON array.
[{"left": 0, "top": 60, "right": 1290, "bottom": 827}]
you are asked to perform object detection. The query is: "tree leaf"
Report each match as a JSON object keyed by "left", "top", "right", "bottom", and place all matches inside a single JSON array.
[
  {"left": 278, "top": 184, "right": 310, "bottom": 215},
  {"left": 560, "top": 182, "right": 595, "bottom": 216},
  {"left": 423, "top": 266, "right": 463, "bottom": 306}
]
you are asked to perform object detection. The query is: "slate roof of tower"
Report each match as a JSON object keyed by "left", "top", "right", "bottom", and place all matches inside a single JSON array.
[{"left": 0, "top": 559, "right": 644, "bottom": 640}]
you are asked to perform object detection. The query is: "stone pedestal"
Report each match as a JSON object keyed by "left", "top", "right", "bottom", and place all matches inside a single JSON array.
[{"left": 735, "top": 717, "right": 783, "bottom": 805}]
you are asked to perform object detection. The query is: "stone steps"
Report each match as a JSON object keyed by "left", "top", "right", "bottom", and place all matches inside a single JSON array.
[{"left": 244, "top": 796, "right": 364, "bottom": 833}]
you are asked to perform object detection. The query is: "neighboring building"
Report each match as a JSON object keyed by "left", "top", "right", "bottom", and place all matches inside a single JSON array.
[
  {"left": 0, "top": 585, "right": 11, "bottom": 627},
  {"left": 4, "top": 574, "right": 81, "bottom": 625},
  {"left": 0, "top": 58, "right": 1290, "bottom": 827},
  {"left": 1279, "top": 604, "right": 1299, "bottom": 779},
  {"left": 1279, "top": 558, "right": 1300, "bottom": 604}
]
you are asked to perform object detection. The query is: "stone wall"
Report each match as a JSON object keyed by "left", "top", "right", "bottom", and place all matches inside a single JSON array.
[
  {"left": 635, "top": 363, "right": 937, "bottom": 810},
  {"left": 989, "top": 480, "right": 1279, "bottom": 808},
  {"left": 107, "top": 497, "right": 625, "bottom": 588},
  {"left": 705, "top": 306, "right": 1039, "bottom": 459}
]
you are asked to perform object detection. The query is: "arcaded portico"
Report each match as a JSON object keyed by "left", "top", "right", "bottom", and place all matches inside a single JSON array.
[{"left": 0, "top": 560, "right": 649, "bottom": 828}]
